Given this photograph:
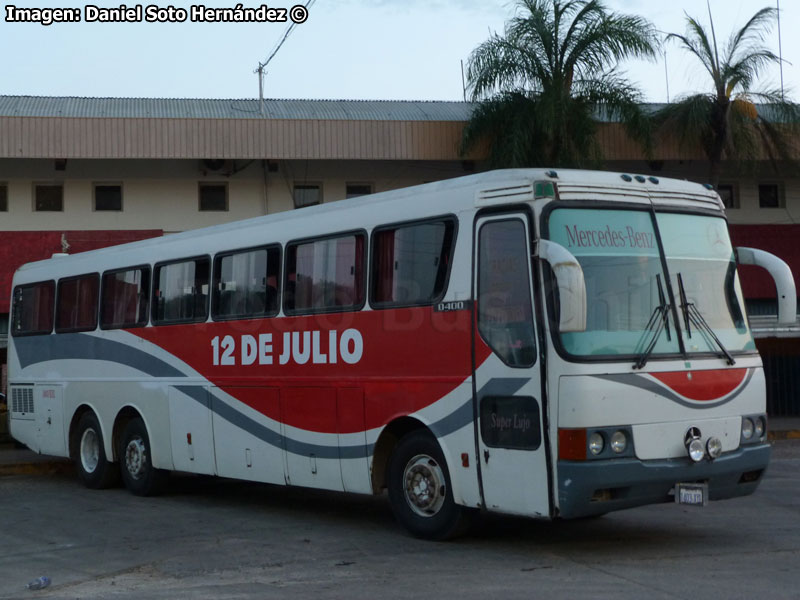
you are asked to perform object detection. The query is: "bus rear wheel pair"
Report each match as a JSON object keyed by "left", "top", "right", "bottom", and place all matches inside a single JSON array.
[{"left": 73, "top": 413, "right": 166, "bottom": 496}]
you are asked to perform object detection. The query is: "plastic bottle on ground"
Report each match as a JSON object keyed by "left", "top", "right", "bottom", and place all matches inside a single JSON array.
[{"left": 26, "top": 576, "right": 51, "bottom": 590}]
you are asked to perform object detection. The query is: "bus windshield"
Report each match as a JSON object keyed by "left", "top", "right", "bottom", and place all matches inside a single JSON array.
[
  {"left": 545, "top": 207, "right": 756, "bottom": 360},
  {"left": 656, "top": 212, "right": 755, "bottom": 355}
]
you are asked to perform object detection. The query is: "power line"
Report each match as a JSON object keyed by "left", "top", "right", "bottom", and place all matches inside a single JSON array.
[{"left": 254, "top": 0, "right": 316, "bottom": 115}]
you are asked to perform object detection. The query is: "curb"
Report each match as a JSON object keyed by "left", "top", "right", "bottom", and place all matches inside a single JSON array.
[
  {"left": 769, "top": 430, "right": 800, "bottom": 441},
  {"left": 0, "top": 460, "right": 74, "bottom": 478}
]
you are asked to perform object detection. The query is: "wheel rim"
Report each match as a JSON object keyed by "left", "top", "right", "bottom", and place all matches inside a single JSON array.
[
  {"left": 80, "top": 428, "right": 100, "bottom": 474},
  {"left": 403, "top": 454, "right": 446, "bottom": 518},
  {"left": 124, "top": 436, "right": 148, "bottom": 480}
]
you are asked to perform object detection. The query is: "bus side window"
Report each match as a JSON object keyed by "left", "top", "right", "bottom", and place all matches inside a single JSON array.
[
  {"left": 212, "top": 245, "right": 281, "bottom": 320},
  {"left": 11, "top": 280, "right": 55, "bottom": 336},
  {"left": 477, "top": 220, "right": 536, "bottom": 368},
  {"left": 153, "top": 257, "right": 210, "bottom": 324},
  {"left": 370, "top": 218, "right": 455, "bottom": 308},
  {"left": 55, "top": 273, "right": 100, "bottom": 334},
  {"left": 284, "top": 233, "right": 365, "bottom": 314},
  {"left": 100, "top": 267, "right": 150, "bottom": 329}
]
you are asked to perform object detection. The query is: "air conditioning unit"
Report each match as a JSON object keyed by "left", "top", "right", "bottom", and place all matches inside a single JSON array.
[{"left": 200, "top": 159, "right": 234, "bottom": 175}]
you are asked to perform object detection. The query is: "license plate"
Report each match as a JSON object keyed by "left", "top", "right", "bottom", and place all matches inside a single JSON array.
[{"left": 675, "top": 483, "right": 708, "bottom": 506}]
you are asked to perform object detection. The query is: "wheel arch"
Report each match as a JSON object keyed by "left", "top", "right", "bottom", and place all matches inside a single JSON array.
[
  {"left": 370, "top": 416, "right": 430, "bottom": 493},
  {"left": 112, "top": 405, "right": 145, "bottom": 462}
]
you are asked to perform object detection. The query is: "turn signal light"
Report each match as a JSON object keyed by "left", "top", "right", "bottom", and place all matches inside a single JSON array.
[{"left": 559, "top": 429, "right": 587, "bottom": 460}]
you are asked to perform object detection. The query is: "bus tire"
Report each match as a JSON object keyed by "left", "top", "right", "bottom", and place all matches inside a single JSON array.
[
  {"left": 74, "top": 412, "right": 118, "bottom": 489},
  {"left": 119, "top": 418, "right": 168, "bottom": 496},
  {"left": 387, "top": 430, "right": 468, "bottom": 540}
]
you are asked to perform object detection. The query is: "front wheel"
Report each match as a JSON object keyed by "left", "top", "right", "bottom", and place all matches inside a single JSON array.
[
  {"left": 119, "top": 418, "right": 168, "bottom": 496},
  {"left": 73, "top": 412, "right": 118, "bottom": 489},
  {"left": 387, "top": 430, "right": 469, "bottom": 540}
]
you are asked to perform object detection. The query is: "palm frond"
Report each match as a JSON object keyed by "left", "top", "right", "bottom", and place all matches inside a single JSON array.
[
  {"left": 653, "top": 94, "right": 715, "bottom": 154},
  {"left": 666, "top": 15, "right": 720, "bottom": 86},
  {"left": 463, "top": 0, "right": 657, "bottom": 166},
  {"left": 659, "top": 6, "right": 799, "bottom": 182},
  {"left": 725, "top": 6, "right": 776, "bottom": 63}
]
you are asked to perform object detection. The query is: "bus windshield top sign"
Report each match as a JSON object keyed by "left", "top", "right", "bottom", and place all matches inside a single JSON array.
[{"left": 548, "top": 209, "right": 659, "bottom": 257}]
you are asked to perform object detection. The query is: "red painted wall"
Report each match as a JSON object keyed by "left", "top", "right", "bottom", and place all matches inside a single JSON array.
[
  {"left": 729, "top": 225, "right": 800, "bottom": 300},
  {"left": 0, "top": 230, "right": 162, "bottom": 313}
]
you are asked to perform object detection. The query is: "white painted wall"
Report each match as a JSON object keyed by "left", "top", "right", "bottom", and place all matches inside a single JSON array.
[{"left": 0, "top": 159, "right": 472, "bottom": 232}]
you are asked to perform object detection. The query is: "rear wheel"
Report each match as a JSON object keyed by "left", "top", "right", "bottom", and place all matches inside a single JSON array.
[
  {"left": 73, "top": 412, "right": 118, "bottom": 489},
  {"left": 119, "top": 418, "right": 168, "bottom": 496},
  {"left": 387, "top": 430, "right": 468, "bottom": 540}
]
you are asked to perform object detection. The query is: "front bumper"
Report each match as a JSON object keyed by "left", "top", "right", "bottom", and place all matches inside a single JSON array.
[{"left": 557, "top": 443, "right": 771, "bottom": 519}]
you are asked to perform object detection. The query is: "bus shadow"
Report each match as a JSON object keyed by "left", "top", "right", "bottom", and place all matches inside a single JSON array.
[{"left": 157, "top": 473, "right": 736, "bottom": 553}]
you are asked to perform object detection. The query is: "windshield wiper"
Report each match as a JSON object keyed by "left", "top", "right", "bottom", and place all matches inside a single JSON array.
[
  {"left": 633, "top": 274, "right": 671, "bottom": 370},
  {"left": 677, "top": 273, "right": 735, "bottom": 365}
]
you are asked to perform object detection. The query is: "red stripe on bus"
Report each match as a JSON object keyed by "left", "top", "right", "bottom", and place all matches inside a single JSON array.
[
  {"left": 650, "top": 368, "right": 748, "bottom": 401},
  {"left": 130, "top": 307, "right": 491, "bottom": 433}
]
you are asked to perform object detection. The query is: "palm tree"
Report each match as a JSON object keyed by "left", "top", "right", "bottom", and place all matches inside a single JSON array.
[
  {"left": 656, "top": 6, "right": 800, "bottom": 185},
  {"left": 461, "top": 0, "right": 659, "bottom": 168}
]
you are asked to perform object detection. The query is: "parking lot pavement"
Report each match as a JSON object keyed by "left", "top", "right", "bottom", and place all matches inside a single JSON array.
[{"left": 1, "top": 440, "right": 799, "bottom": 600}]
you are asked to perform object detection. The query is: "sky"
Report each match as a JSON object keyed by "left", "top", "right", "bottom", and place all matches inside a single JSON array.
[{"left": 0, "top": 0, "right": 796, "bottom": 103}]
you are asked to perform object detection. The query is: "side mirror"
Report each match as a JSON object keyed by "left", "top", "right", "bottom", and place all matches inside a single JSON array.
[
  {"left": 736, "top": 247, "right": 797, "bottom": 324},
  {"left": 538, "top": 239, "right": 587, "bottom": 332}
]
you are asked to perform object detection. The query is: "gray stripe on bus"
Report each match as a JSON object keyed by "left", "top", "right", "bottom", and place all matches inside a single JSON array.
[
  {"left": 14, "top": 333, "right": 186, "bottom": 379},
  {"left": 591, "top": 368, "right": 753, "bottom": 409},
  {"left": 428, "top": 377, "right": 531, "bottom": 437},
  {"left": 177, "top": 378, "right": 530, "bottom": 460},
  {"left": 174, "top": 385, "right": 367, "bottom": 460}
]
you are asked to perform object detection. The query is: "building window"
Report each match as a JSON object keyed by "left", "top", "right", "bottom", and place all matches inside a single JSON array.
[
  {"left": 346, "top": 183, "right": 372, "bottom": 199},
  {"left": 34, "top": 184, "right": 63, "bottom": 211},
  {"left": 56, "top": 274, "right": 100, "bottom": 333},
  {"left": 199, "top": 183, "right": 228, "bottom": 211},
  {"left": 293, "top": 183, "right": 321, "bottom": 208},
  {"left": 717, "top": 184, "right": 738, "bottom": 209},
  {"left": 0, "top": 183, "right": 7, "bottom": 211},
  {"left": 94, "top": 184, "right": 123, "bottom": 211},
  {"left": 758, "top": 183, "right": 782, "bottom": 208}
]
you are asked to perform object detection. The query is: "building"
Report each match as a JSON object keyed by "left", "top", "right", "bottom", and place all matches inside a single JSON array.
[{"left": 1, "top": 95, "right": 798, "bottom": 413}]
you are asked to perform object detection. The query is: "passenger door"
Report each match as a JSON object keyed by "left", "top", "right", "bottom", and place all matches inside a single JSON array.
[{"left": 472, "top": 213, "right": 550, "bottom": 517}]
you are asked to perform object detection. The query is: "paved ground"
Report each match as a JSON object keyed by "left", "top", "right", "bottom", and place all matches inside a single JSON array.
[{"left": 1, "top": 440, "right": 799, "bottom": 600}]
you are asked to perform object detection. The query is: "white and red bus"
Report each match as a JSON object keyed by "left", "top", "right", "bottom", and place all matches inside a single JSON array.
[{"left": 7, "top": 169, "right": 794, "bottom": 539}]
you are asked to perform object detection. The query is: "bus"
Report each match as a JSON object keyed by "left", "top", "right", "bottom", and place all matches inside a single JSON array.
[{"left": 7, "top": 169, "right": 795, "bottom": 539}]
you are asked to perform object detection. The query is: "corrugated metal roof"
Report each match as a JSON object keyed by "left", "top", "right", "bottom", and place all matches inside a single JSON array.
[{"left": 0, "top": 96, "right": 476, "bottom": 121}]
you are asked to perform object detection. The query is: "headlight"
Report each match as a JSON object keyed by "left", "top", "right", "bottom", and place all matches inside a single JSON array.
[
  {"left": 754, "top": 417, "right": 766, "bottom": 438},
  {"left": 742, "top": 418, "right": 754, "bottom": 440},
  {"left": 610, "top": 431, "right": 627, "bottom": 453},
  {"left": 588, "top": 432, "right": 604, "bottom": 455},
  {"left": 706, "top": 437, "right": 722, "bottom": 459},
  {"left": 687, "top": 439, "right": 705, "bottom": 462},
  {"left": 685, "top": 427, "right": 704, "bottom": 462}
]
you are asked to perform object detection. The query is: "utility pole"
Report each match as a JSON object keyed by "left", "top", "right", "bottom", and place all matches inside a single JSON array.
[
  {"left": 777, "top": 0, "right": 785, "bottom": 101},
  {"left": 256, "top": 63, "right": 265, "bottom": 116}
]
